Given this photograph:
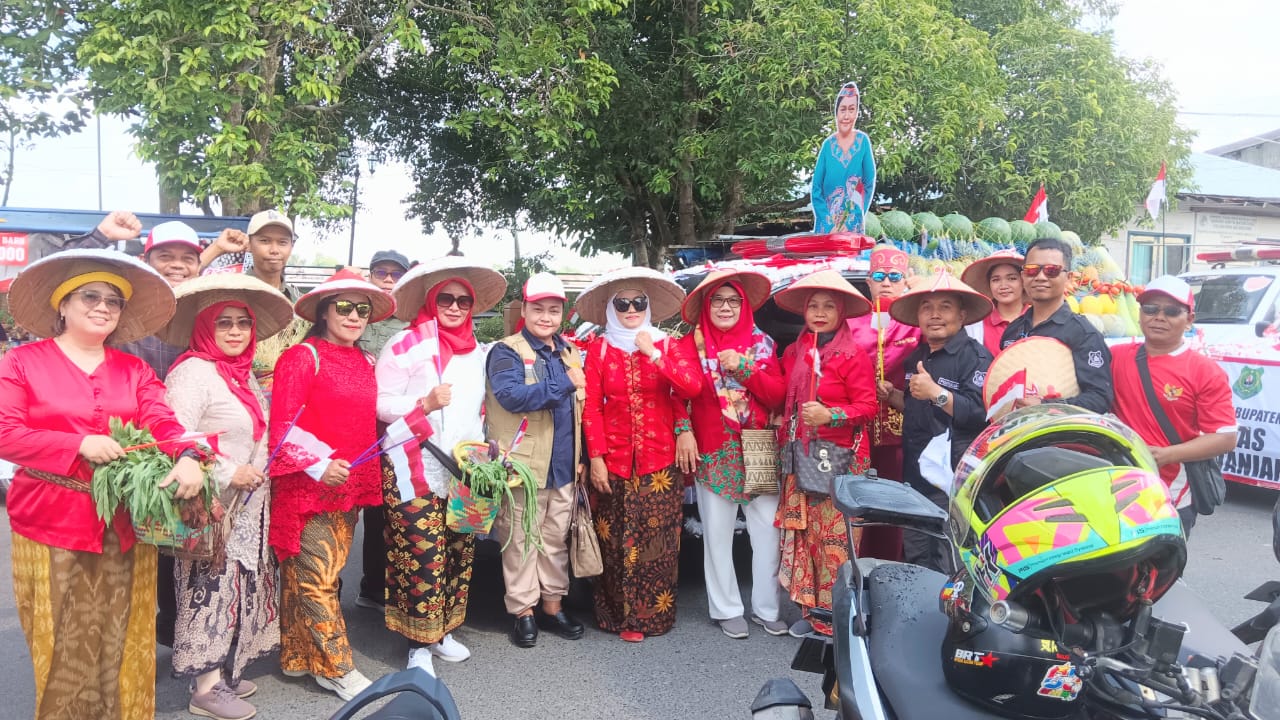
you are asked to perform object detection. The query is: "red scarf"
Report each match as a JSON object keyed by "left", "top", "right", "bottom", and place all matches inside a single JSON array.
[
  {"left": 695, "top": 280, "right": 771, "bottom": 431},
  {"left": 413, "top": 278, "right": 479, "bottom": 370},
  {"left": 698, "top": 280, "right": 757, "bottom": 356},
  {"left": 785, "top": 305, "right": 860, "bottom": 419},
  {"left": 171, "top": 300, "right": 266, "bottom": 440}
]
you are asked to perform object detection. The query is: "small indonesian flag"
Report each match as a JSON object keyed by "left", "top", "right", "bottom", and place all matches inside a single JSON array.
[
  {"left": 986, "top": 368, "right": 1027, "bottom": 420},
  {"left": 273, "top": 424, "right": 336, "bottom": 481},
  {"left": 1024, "top": 184, "right": 1048, "bottom": 224},
  {"left": 384, "top": 405, "right": 436, "bottom": 502},
  {"left": 389, "top": 321, "right": 442, "bottom": 378},
  {"left": 1145, "top": 162, "right": 1167, "bottom": 220}
]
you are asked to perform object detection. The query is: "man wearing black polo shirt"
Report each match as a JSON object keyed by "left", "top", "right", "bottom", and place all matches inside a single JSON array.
[
  {"left": 880, "top": 272, "right": 994, "bottom": 573},
  {"left": 1000, "top": 238, "right": 1114, "bottom": 413}
]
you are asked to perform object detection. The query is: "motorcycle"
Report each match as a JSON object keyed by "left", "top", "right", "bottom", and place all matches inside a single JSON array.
[
  {"left": 755, "top": 409, "right": 1276, "bottom": 720},
  {"left": 329, "top": 669, "right": 461, "bottom": 720},
  {"left": 1232, "top": 495, "right": 1280, "bottom": 645}
]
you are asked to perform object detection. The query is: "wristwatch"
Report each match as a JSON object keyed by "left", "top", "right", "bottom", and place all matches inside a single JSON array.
[{"left": 933, "top": 390, "right": 951, "bottom": 408}]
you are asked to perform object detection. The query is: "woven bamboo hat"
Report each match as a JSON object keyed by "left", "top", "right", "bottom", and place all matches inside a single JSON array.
[
  {"left": 8, "top": 249, "right": 175, "bottom": 344},
  {"left": 890, "top": 269, "right": 994, "bottom": 326},
  {"left": 983, "top": 336, "right": 1080, "bottom": 420},
  {"left": 574, "top": 266, "right": 685, "bottom": 325},
  {"left": 295, "top": 268, "right": 396, "bottom": 323},
  {"left": 681, "top": 268, "right": 772, "bottom": 323},
  {"left": 775, "top": 269, "right": 872, "bottom": 319},
  {"left": 391, "top": 256, "right": 507, "bottom": 321},
  {"left": 961, "top": 249, "right": 1025, "bottom": 301},
  {"left": 157, "top": 273, "right": 296, "bottom": 346}
]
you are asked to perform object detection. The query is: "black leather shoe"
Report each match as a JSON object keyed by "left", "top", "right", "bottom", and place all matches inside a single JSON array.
[
  {"left": 511, "top": 615, "right": 538, "bottom": 648},
  {"left": 535, "top": 608, "right": 585, "bottom": 640}
]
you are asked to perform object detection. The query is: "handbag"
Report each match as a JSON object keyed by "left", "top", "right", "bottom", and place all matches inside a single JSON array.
[
  {"left": 782, "top": 412, "right": 859, "bottom": 498},
  {"left": 569, "top": 479, "right": 603, "bottom": 578},
  {"left": 1135, "top": 346, "right": 1227, "bottom": 516},
  {"left": 740, "top": 428, "right": 780, "bottom": 496}
]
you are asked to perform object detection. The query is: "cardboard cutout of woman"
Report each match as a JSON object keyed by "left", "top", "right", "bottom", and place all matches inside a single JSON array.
[{"left": 812, "top": 81, "right": 876, "bottom": 234}]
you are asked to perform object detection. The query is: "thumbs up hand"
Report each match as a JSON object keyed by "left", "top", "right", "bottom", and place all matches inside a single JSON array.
[{"left": 909, "top": 361, "right": 942, "bottom": 401}]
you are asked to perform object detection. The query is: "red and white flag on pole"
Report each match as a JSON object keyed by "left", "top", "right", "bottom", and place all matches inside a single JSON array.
[
  {"left": 383, "top": 405, "right": 437, "bottom": 502},
  {"left": 1024, "top": 184, "right": 1048, "bottom": 224},
  {"left": 1145, "top": 162, "right": 1167, "bottom": 220},
  {"left": 273, "top": 424, "right": 337, "bottom": 481},
  {"left": 986, "top": 368, "right": 1028, "bottom": 420}
]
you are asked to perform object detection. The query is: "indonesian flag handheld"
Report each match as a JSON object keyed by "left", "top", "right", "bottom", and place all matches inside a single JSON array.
[
  {"left": 1145, "top": 162, "right": 1167, "bottom": 220},
  {"left": 383, "top": 404, "right": 437, "bottom": 502},
  {"left": 272, "top": 424, "right": 337, "bottom": 481},
  {"left": 1024, "top": 184, "right": 1048, "bottom": 224},
  {"left": 986, "top": 368, "right": 1027, "bottom": 420}
]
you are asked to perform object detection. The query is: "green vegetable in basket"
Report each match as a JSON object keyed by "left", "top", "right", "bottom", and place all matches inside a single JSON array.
[
  {"left": 460, "top": 454, "right": 543, "bottom": 555},
  {"left": 89, "top": 417, "right": 217, "bottom": 533}
]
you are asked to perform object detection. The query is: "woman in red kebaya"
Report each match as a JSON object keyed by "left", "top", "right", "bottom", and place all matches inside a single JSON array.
[
  {"left": 776, "top": 270, "right": 876, "bottom": 637},
  {"left": 0, "top": 249, "right": 204, "bottom": 719},
  {"left": 579, "top": 267, "right": 701, "bottom": 642},
  {"left": 268, "top": 269, "right": 394, "bottom": 702}
]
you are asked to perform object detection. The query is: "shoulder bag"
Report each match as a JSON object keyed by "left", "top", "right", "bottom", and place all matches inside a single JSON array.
[{"left": 1135, "top": 346, "right": 1227, "bottom": 516}]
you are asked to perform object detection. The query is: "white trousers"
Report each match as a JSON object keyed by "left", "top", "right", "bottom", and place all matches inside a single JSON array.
[{"left": 696, "top": 483, "right": 781, "bottom": 622}]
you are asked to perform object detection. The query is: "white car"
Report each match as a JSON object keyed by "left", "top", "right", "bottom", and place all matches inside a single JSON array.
[{"left": 1180, "top": 266, "right": 1280, "bottom": 346}]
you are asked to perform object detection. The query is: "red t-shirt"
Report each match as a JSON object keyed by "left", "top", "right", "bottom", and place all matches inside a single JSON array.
[{"left": 1111, "top": 342, "right": 1237, "bottom": 508}]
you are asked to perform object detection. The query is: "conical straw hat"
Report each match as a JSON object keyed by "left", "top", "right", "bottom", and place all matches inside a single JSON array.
[
  {"left": 574, "top": 266, "right": 685, "bottom": 325},
  {"left": 775, "top": 269, "right": 872, "bottom": 318},
  {"left": 983, "top": 336, "right": 1080, "bottom": 420},
  {"left": 158, "top": 273, "right": 296, "bottom": 346},
  {"left": 391, "top": 256, "right": 507, "bottom": 321},
  {"left": 890, "top": 269, "right": 994, "bottom": 327}
]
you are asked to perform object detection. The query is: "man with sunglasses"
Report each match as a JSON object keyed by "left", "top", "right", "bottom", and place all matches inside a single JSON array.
[
  {"left": 1110, "top": 276, "right": 1237, "bottom": 536},
  {"left": 359, "top": 250, "right": 412, "bottom": 357},
  {"left": 1000, "top": 238, "right": 1114, "bottom": 413}
]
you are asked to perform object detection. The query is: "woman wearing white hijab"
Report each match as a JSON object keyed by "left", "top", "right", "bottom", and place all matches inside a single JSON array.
[{"left": 577, "top": 268, "right": 700, "bottom": 642}]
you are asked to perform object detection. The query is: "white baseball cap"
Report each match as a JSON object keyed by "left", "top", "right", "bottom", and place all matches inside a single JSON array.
[
  {"left": 246, "top": 209, "right": 294, "bottom": 237},
  {"left": 144, "top": 221, "right": 202, "bottom": 255},
  {"left": 1138, "top": 275, "right": 1194, "bottom": 311},
  {"left": 524, "top": 272, "right": 567, "bottom": 302}
]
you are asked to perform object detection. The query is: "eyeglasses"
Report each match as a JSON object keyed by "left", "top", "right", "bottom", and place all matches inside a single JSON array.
[
  {"left": 612, "top": 296, "right": 649, "bottom": 313},
  {"left": 1140, "top": 303, "right": 1188, "bottom": 318},
  {"left": 870, "top": 271, "right": 905, "bottom": 283},
  {"left": 1022, "top": 264, "right": 1064, "bottom": 278},
  {"left": 214, "top": 317, "right": 255, "bottom": 332},
  {"left": 71, "top": 290, "right": 126, "bottom": 313},
  {"left": 371, "top": 268, "right": 405, "bottom": 281},
  {"left": 435, "top": 293, "right": 474, "bottom": 311},
  {"left": 709, "top": 296, "right": 743, "bottom": 309},
  {"left": 332, "top": 300, "right": 373, "bottom": 318}
]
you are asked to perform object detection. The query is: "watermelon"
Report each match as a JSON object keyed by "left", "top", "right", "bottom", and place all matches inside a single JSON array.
[
  {"left": 880, "top": 210, "right": 915, "bottom": 242},
  {"left": 912, "top": 211, "right": 944, "bottom": 239},
  {"left": 941, "top": 213, "right": 974, "bottom": 241},
  {"left": 1060, "top": 230, "right": 1084, "bottom": 255},
  {"left": 1009, "top": 220, "right": 1036, "bottom": 245},
  {"left": 1034, "top": 220, "right": 1062, "bottom": 240},
  {"left": 976, "top": 217, "right": 1011, "bottom": 245},
  {"left": 864, "top": 212, "right": 883, "bottom": 240}
]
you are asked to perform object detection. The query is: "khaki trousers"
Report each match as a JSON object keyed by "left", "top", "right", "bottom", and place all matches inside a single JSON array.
[{"left": 495, "top": 482, "right": 574, "bottom": 614}]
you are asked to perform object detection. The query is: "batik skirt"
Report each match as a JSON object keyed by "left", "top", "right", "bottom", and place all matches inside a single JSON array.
[
  {"left": 279, "top": 509, "right": 358, "bottom": 678},
  {"left": 11, "top": 527, "right": 157, "bottom": 720},
  {"left": 778, "top": 472, "right": 861, "bottom": 634},
  {"left": 592, "top": 466, "right": 683, "bottom": 635},
  {"left": 382, "top": 459, "right": 474, "bottom": 645}
]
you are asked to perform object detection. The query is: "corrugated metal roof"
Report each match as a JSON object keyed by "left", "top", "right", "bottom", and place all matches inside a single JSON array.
[{"left": 1186, "top": 152, "right": 1280, "bottom": 201}]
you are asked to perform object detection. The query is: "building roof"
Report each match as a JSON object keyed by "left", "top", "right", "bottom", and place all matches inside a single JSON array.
[
  {"left": 1205, "top": 128, "right": 1280, "bottom": 157},
  {"left": 1185, "top": 152, "right": 1280, "bottom": 203}
]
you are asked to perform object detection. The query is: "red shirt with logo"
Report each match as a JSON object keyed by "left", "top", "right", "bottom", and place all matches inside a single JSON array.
[{"left": 1111, "top": 342, "right": 1237, "bottom": 508}]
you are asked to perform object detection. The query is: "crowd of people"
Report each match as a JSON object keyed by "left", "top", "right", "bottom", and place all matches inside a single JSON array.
[{"left": 0, "top": 208, "right": 1239, "bottom": 720}]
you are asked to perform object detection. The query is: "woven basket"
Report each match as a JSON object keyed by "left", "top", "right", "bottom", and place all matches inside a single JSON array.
[
  {"left": 445, "top": 478, "right": 501, "bottom": 534},
  {"left": 741, "top": 429, "right": 780, "bottom": 495}
]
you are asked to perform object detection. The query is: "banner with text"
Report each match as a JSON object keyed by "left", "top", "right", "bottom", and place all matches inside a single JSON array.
[{"left": 1218, "top": 355, "right": 1280, "bottom": 488}]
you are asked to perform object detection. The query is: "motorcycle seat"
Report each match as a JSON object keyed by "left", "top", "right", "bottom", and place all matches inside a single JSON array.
[{"left": 866, "top": 562, "right": 1004, "bottom": 720}]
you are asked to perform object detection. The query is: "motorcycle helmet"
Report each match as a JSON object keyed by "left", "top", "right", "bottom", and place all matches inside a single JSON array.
[{"left": 941, "top": 406, "right": 1187, "bottom": 718}]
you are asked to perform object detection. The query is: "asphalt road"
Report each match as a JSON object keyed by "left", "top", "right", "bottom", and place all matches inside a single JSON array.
[{"left": 1, "top": 483, "right": 1276, "bottom": 720}]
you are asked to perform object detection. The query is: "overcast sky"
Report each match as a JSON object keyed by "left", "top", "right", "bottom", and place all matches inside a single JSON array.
[{"left": 5, "top": 0, "right": 1279, "bottom": 269}]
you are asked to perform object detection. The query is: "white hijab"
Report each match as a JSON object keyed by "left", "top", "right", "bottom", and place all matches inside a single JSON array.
[{"left": 604, "top": 290, "right": 668, "bottom": 353}]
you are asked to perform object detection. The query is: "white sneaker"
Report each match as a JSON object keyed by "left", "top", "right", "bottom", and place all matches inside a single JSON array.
[
  {"left": 407, "top": 647, "right": 436, "bottom": 677},
  {"left": 315, "top": 669, "right": 372, "bottom": 701},
  {"left": 428, "top": 633, "right": 471, "bottom": 663}
]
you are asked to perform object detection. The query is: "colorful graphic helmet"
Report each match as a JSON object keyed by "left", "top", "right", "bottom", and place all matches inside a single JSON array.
[{"left": 949, "top": 405, "right": 1187, "bottom": 620}]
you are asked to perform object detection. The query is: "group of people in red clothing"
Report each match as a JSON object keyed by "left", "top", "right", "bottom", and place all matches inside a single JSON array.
[{"left": 0, "top": 209, "right": 1240, "bottom": 720}]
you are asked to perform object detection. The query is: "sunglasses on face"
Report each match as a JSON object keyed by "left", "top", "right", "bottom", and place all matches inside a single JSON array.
[
  {"left": 709, "top": 296, "right": 743, "bottom": 309},
  {"left": 612, "top": 296, "right": 649, "bottom": 313},
  {"left": 435, "top": 293, "right": 474, "bottom": 311},
  {"left": 1140, "top": 303, "right": 1187, "bottom": 318},
  {"left": 215, "top": 317, "right": 254, "bottom": 332},
  {"left": 1022, "top": 264, "right": 1064, "bottom": 278},
  {"left": 332, "top": 300, "right": 373, "bottom": 318},
  {"left": 71, "top": 290, "right": 126, "bottom": 313},
  {"left": 371, "top": 268, "right": 405, "bottom": 281},
  {"left": 870, "top": 271, "right": 905, "bottom": 283}
]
